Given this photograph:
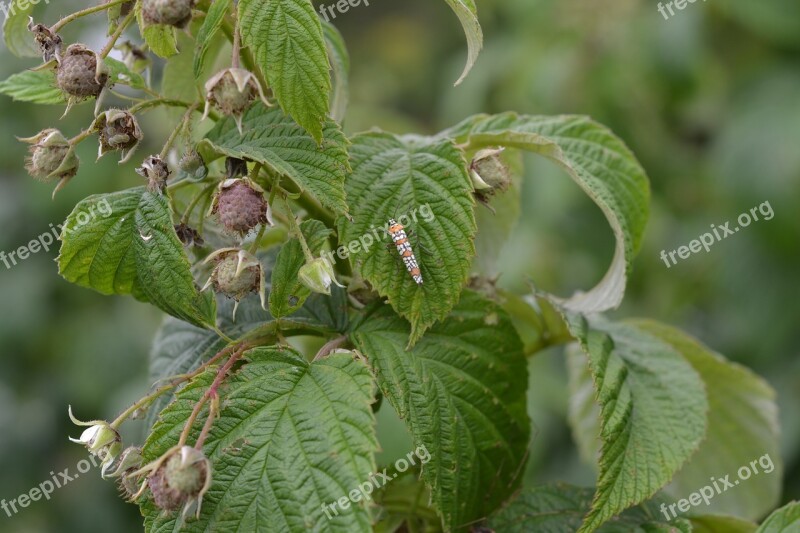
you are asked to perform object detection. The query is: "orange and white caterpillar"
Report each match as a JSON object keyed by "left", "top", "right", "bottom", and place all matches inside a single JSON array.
[{"left": 388, "top": 218, "right": 423, "bottom": 285}]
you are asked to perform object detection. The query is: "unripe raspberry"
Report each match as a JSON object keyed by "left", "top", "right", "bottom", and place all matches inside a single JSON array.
[
  {"left": 136, "top": 155, "right": 170, "bottom": 191},
  {"left": 20, "top": 129, "right": 79, "bottom": 183},
  {"left": 470, "top": 147, "right": 511, "bottom": 204},
  {"left": 142, "top": 0, "right": 194, "bottom": 28},
  {"left": 203, "top": 68, "right": 269, "bottom": 133},
  {"left": 211, "top": 250, "right": 261, "bottom": 301},
  {"left": 148, "top": 447, "right": 210, "bottom": 513},
  {"left": 211, "top": 179, "right": 268, "bottom": 235},
  {"left": 56, "top": 44, "right": 107, "bottom": 99},
  {"left": 93, "top": 109, "right": 143, "bottom": 163},
  {"left": 202, "top": 248, "right": 266, "bottom": 318},
  {"left": 179, "top": 149, "right": 204, "bottom": 173}
]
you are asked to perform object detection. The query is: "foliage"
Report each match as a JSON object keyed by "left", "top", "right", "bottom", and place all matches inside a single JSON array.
[{"left": 0, "top": 0, "right": 789, "bottom": 532}]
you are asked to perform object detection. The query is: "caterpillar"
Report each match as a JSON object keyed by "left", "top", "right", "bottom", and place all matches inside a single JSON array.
[{"left": 387, "top": 218, "right": 423, "bottom": 285}]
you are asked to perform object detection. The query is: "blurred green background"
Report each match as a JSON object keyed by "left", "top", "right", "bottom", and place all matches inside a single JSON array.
[{"left": 1, "top": 0, "right": 798, "bottom": 530}]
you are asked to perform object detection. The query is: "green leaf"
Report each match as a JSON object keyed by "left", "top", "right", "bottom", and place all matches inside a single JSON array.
[
  {"left": 58, "top": 188, "right": 143, "bottom": 296},
  {"left": 563, "top": 312, "right": 707, "bottom": 533},
  {"left": 269, "top": 220, "right": 332, "bottom": 318},
  {"left": 633, "top": 320, "right": 782, "bottom": 521},
  {"left": 488, "top": 484, "right": 692, "bottom": 533},
  {"left": 351, "top": 290, "right": 530, "bottom": 530},
  {"left": 756, "top": 502, "right": 800, "bottom": 533},
  {"left": 569, "top": 320, "right": 782, "bottom": 523},
  {"left": 193, "top": 0, "right": 229, "bottom": 79},
  {"left": 338, "top": 133, "right": 476, "bottom": 345},
  {"left": 691, "top": 515, "right": 758, "bottom": 533},
  {"left": 322, "top": 20, "right": 350, "bottom": 122},
  {"left": 0, "top": 69, "right": 63, "bottom": 104},
  {"left": 133, "top": 190, "right": 216, "bottom": 328},
  {"left": 162, "top": 31, "right": 200, "bottom": 103},
  {"left": 3, "top": 2, "right": 39, "bottom": 58},
  {"left": 238, "top": 0, "right": 331, "bottom": 142},
  {"left": 103, "top": 57, "right": 147, "bottom": 90},
  {"left": 443, "top": 0, "right": 483, "bottom": 85},
  {"left": 136, "top": 2, "right": 178, "bottom": 58},
  {"left": 200, "top": 103, "right": 350, "bottom": 216},
  {"left": 58, "top": 188, "right": 216, "bottom": 329},
  {"left": 456, "top": 113, "right": 650, "bottom": 313},
  {"left": 142, "top": 346, "right": 378, "bottom": 533}
]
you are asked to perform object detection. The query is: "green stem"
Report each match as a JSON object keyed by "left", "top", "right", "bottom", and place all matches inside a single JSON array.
[
  {"left": 50, "top": 0, "right": 131, "bottom": 33},
  {"left": 279, "top": 177, "right": 336, "bottom": 228},
  {"left": 248, "top": 223, "right": 268, "bottom": 254},
  {"left": 182, "top": 182, "right": 218, "bottom": 223},
  {"left": 282, "top": 196, "right": 314, "bottom": 262},
  {"left": 160, "top": 104, "right": 198, "bottom": 158},
  {"left": 99, "top": 10, "right": 134, "bottom": 59}
]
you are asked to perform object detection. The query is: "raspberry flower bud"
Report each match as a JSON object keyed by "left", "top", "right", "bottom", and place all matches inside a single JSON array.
[
  {"left": 107, "top": 447, "right": 144, "bottom": 502},
  {"left": 203, "top": 68, "right": 270, "bottom": 134},
  {"left": 202, "top": 248, "right": 266, "bottom": 320},
  {"left": 178, "top": 148, "right": 208, "bottom": 180},
  {"left": 19, "top": 129, "right": 79, "bottom": 185},
  {"left": 68, "top": 406, "right": 122, "bottom": 477},
  {"left": 117, "top": 41, "right": 150, "bottom": 74},
  {"left": 136, "top": 155, "right": 171, "bottom": 192},
  {"left": 298, "top": 257, "right": 344, "bottom": 296},
  {"left": 145, "top": 446, "right": 212, "bottom": 517},
  {"left": 92, "top": 109, "right": 143, "bottom": 164},
  {"left": 210, "top": 178, "right": 269, "bottom": 235},
  {"left": 56, "top": 44, "right": 108, "bottom": 114},
  {"left": 142, "top": 0, "right": 195, "bottom": 28},
  {"left": 28, "top": 19, "right": 62, "bottom": 62}
]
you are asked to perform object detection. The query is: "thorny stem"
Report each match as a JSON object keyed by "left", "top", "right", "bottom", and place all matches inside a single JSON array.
[
  {"left": 182, "top": 182, "right": 218, "bottom": 223},
  {"left": 179, "top": 343, "right": 249, "bottom": 448},
  {"left": 282, "top": 196, "right": 315, "bottom": 263},
  {"left": 128, "top": 98, "right": 199, "bottom": 115},
  {"left": 230, "top": 5, "right": 242, "bottom": 69},
  {"left": 194, "top": 399, "right": 219, "bottom": 450},
  {"left": 247, "top": 223, "right": 267, "bottom": 254},
  {"left": 99, "top": 10, "right": 135, "bottom": 59},
  {"left": 109, "top": 344, "right": 238, "bottom": 429},
  {"left": 50, "top": 0, "right": 130, "bottom": 33},
  {"left": 161, "top": 104, "right": 198, "bottom": 158}
]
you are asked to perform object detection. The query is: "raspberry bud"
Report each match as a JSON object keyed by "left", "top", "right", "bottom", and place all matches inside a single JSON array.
[
  {"left": 202, "top": 248, "right": 266, "bottom": 319},
  {"left": 67, "top": 406, "right": 123, "bottom": 477},
  {"left": 92, "top": 109, "right": 143, "bottom": 163},
  {"left": 117, "top": 41, "right": 150, "bottom": 74},
  {"left": 20, "top": 129, "right": 79, "bottom": 184},
  {"left": 298, "top": 257, "right": 343, "bottom": 296},
  {"left": 211, "top": 178, "right": 269, "bottom": 235},
  {"left": 203, "top": 68, "right": 270, "bottom": 134},
  {"left": 142, "top": 0, "right": 194, "bottom": 28},
  {"left": 178, "top": 148, "right": 207, "bottom": 180},
  {"left": 27, "top": 20, "right": 62, "bottom": 62},
  {"left": 56, "top": 44, "right": 107, "bottom": 100},
  {"left": 147, "top": 446, "right": 211, "bottom": 516},
  {"left": 136, "top": 155, "right": 171, "bottom": 191}
]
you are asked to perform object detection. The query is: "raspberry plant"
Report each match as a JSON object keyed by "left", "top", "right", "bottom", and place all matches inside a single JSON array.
[{"left": 1, "top": 0, "right": 792, "bottom": 531}]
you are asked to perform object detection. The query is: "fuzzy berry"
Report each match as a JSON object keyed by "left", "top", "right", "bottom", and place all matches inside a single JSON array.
[
  {"left": 203, "top": 69, "right": 268, "bottom": 133},
  {"left": 142, "top": 0, "right": 194, "bottom": 28},
  {"left": 148, "top": 450, "right": 208, "bottom": 512},
  {"left": 56, "top": 44, "right": 107, "bottom": 99},
  {"left": 21, "top": 129, "right": 79, "bottom": 183},
  {"left": 213, "top": 179, "right": 268, "bottom": 235},
  {"left": 211, "top": 252, "right": 261, "bottom": 301}
]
